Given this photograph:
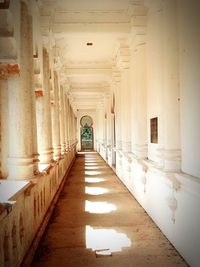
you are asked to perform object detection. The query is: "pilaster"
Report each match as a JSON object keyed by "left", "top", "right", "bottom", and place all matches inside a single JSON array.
[
  {"left": 116, "top": 41, "right": 132, "bottom": 154},
  {"left": 162, "top": 0, "right": 181, "bottom": 171},
  {"left": 130, "top": 34, "right": 148, "bottom": 159}
]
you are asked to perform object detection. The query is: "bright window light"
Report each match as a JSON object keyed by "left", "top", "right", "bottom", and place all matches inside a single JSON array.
[
  {"left": 85, "top": 200, "right": 116, "bottom": 213},
  {"left": 86, "top": 225, "right": 131, "bottom": 252}
]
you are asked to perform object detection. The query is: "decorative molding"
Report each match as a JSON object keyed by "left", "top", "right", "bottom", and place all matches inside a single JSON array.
[{"left": 114, "top": 40, "right": 131, "bottom": 69}]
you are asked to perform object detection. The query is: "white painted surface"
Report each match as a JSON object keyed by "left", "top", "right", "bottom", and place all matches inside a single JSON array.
[
  {"left": 0, "top": 180, "right": 29, "bottom": 202},
  {"left": 178, "top": 0, "right": 200, "bottom": 178}
]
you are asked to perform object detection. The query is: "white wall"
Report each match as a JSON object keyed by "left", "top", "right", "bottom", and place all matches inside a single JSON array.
[
  {"left": 146, "top": 4, "right": 164, "bottom": 166},
  {"left": 178, "top": 0, "right": 200, "bottom": 178}
]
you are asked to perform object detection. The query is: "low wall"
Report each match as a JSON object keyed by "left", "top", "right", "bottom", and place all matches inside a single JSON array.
[
  {"left": 0, "top": 148, "right": 76, "bottom": 267},
  {"left": 99, "top": 145, "right": 200, "bottom": 267}
]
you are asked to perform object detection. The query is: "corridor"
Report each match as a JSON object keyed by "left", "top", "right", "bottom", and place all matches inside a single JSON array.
[{"left": 31, "top": 152, "right": 187, "bottom": 267}]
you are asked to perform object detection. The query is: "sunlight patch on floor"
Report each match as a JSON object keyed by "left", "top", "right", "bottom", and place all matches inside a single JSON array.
[
  {"left": 85, "top": 177, "right": 105, "bottom": 183},
  {"left": 85, "top": 200, "right": 116, "bottom": 213},
  {"left": 85, "top": 166, "right": 101, "bottom": 170},
  {"left": 85, "top": 163, "right": 100, "bottom": 166},
  {"left": 86, "top": 225, "right": 131, "bottom": 252},
  {"left": 85, "top": 186, "right": 108, "bottom": 195},
  {"left": 85, "top": 171, "right": 101, "bottom": 176}
]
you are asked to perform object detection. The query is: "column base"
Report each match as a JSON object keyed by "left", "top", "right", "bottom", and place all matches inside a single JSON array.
[
  {"left": 132, "top": 144, "right": 148, "bottom": 159},
  {"left": 163, "top": 149, "right": 181, "bottom": 172},
  {"left": 38, "top": 148, "right": 53, "bottom": 164},
  {"left": 53, "top": 145, "right": 61, "bottom": 159},
  {"left": 122, "top": 141, "right": 131, "bottom": 153},
  {"left": 7, "top": 156, "right": 35, "bottom": 180},
  {"left": 61, "top": 143, "right": 66, "bottom": 154}
]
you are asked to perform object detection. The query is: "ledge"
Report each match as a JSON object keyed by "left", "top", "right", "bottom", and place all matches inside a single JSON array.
[{"left": 0, "top": 179, "right": 30, "bottom": 202}]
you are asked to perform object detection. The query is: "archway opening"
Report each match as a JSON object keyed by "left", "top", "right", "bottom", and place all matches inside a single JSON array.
[{"left": 80, "top": 115, "right": 94, "bottom": 151}]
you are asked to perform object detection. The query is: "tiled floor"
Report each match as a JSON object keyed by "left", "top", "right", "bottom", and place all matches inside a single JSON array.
[{"left": 31, "top": 152, "right": 188, "bottom": 267}]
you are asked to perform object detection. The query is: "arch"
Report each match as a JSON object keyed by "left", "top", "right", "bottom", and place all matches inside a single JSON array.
[{"left": 80, "top": 115, "right": 94, "bottom": 151}]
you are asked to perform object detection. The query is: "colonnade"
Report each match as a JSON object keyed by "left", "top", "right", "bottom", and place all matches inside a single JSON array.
[
  {"left": 96, "top": 0, "right": 189, "bottom": 175},
  {"left": 0, "top": 0, "right": 77, "bottom": 181},
  {"left": 0, "top": 2, "right": 77, "bottom": 266}
]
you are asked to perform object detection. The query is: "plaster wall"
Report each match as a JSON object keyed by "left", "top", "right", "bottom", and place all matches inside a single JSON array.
[
  {"left": 0, "top": 150, "right": 75, "bottom": 267},
  {"left": 114, "top": 159, "right": 200, "bottom": 267},
  {"left": 146, "top": 4, "right": 164, "bottom": 166},
  {"left": 178, "top": 0, "right": 200, "bottom": 178},
  {"left": 99, "top": 2, "right": 200, "bottom": 266}
]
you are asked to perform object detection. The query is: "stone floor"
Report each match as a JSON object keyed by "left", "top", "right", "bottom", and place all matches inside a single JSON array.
[{"left": 31, "top": 152, "right": 188, "bottom": 267}]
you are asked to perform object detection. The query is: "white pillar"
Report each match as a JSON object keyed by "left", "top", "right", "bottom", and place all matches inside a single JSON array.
[
  {"left": 64, "top": 94, "right": 69, "bottom": 150},
  {"left": 121, "top": 68, "right": 131, "bottom": 154},
  {"left": 36, "top": 48, "right": 53, "bottom": 164},
  {"left": 131, "top": 39, "right": 147, "bottom": 159},
  {"left": 7, "top": 2, "right": 36, "bottom": 179},
  {"left": 59, "top": 85, "right": 66, "bottom": 154},
  {"left": 146, "top": 0, "right": 164, "bottom": 167},
  {"left": 113, "top": 71, "right": 122, "bottom": 151},
  {"left": 0, "top": 80, "right": 9, "bottom": 178},
  {"left": 51, "top": 71, "right": 61, "bottom": 159},
  {"left": 163, "top": 0, "right": 181, "bottom": 171}
]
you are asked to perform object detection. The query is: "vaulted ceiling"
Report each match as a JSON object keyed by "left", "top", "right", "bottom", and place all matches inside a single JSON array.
[{"left": 39, "top": 0, "right": 146, "bottom": 111}]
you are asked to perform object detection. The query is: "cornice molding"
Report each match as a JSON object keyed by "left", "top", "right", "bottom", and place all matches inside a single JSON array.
[{"left": 113, "top": 40, "right": 131, "bottom": 69}]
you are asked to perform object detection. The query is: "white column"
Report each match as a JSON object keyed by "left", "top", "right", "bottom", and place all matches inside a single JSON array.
[
  {"left": 64, "top": 94, "right": 69, "bottom": 150},
  {"left": 178, "top": 0, "right": 200, "bottom": 177},
  {"left": 68, "top": 104, "right": 71, "bottom": 147},
  {"left": 112, "top": 70, "right": 123, "bottom": 177},
  {"left": 131, "top": 38, "right": 147, "bottom": 159},
  {"left": 146, "top": 0, "right": 164, "bottom": 167},
  {"left": 120, "top": 68, "right": 131, "bottom": 154},
  {"left": 29, "top": 16, "right": 39, "bottom": 174},
  {"left": 110, "top": 113, "right": 116, "bottom": 166},
  {"left": 66, "top": 98, "right": 70, "bottom": 149},
  {"left": 7, "top": 3, "right": 36, "bottom": 179},
  {"left": 36, "top": 48, "right": 53, "bottom": 164},
  {"left": 0, "top": 80, "right": 9, "bottom": 178},
  {"left": 59, "top": 85, "right": 66, "bottom": 154},
  {"left": 51, "top": 71, "right": 61, "bottom": 159},
  {"left": 96, "top": 107, "right": 104, "bottom": 152},
  {"left": 113, "top": 71, "right": 122, "bottom": 151},
  {"left": 163, "top": 0, "right": 181, "bottom": 171}
]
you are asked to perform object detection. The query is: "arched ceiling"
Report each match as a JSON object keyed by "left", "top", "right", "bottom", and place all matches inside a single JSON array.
[{"left": 39, "top": 0, "right": 146, "bottom": 112}]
